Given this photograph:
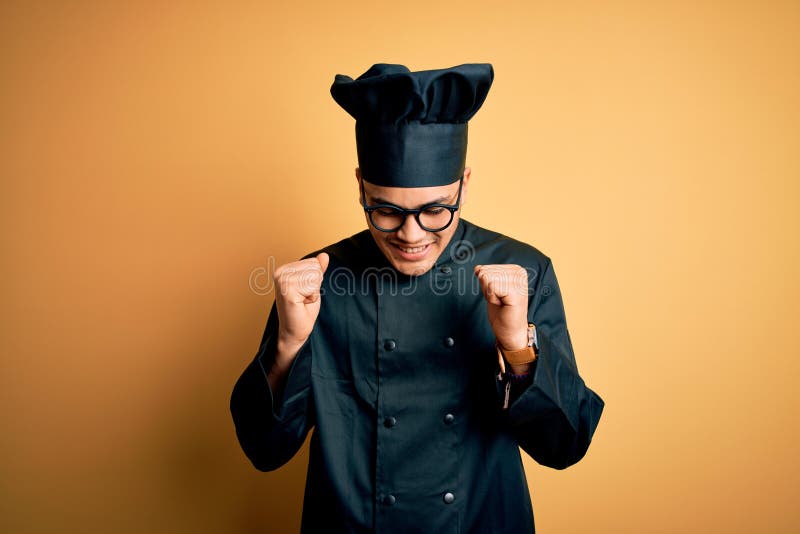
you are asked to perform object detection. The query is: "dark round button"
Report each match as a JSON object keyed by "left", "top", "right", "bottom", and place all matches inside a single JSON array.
[
  {"left": 444, "top": 337, "right": 455, "bottom": 348},
  {"left": 383, "top": 494, "right": 396, "bottom": 506},
  {"left": 439, "top": 266, "right": 452, "bottom": 275},
  {"left": 443, "top": 413, "right": 455, "bottom": 425},
  {"left": 384, "top": 339, "right": 396, "bottom": 351},
  {"left": 384, "top": 416, "right": 397, "bottom": 428},
  {"left": 443, "top": 492, "right": 455, "bottom": 504}
]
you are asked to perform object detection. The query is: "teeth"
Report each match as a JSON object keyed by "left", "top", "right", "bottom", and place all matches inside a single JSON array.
[{"left": 397, "top": 245, "right": 427, "bottom": 253}]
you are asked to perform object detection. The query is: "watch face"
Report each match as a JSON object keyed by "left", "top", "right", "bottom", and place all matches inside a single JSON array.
[{"left": 528, "top": 324, "right": 538, "bottom": 349}]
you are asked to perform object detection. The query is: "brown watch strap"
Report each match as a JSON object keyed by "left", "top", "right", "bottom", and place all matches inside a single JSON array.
[
  {"left": 495, "top": 323, "right": 539, "bottom": 372},
  {"left": 496, "top": 344, "right": 538, "bottom": 366}
]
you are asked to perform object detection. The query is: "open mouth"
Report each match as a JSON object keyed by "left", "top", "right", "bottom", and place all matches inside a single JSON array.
[{"left": 391, "top": 242, "right": 432, "bottom": 260}]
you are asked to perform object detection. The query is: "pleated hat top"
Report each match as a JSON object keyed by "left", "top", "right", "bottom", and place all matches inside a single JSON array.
[{"left": 330, "top": 63, "right": 494, "bottom": 188}]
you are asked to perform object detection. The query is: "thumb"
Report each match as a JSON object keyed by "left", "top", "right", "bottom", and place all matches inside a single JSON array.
[{"left": 316, "top": 252, "right": 330, "bottom": 274}]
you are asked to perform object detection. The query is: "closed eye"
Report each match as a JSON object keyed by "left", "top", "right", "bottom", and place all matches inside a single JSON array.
[
  {"left": 422, "top": 207, "right": 446, "bottom": 215},
  {"left": 376, "top": 207, "right": 401, "bottom": 216}
]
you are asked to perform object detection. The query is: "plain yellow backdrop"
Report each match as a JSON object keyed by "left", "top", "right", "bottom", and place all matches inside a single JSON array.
[{"left": 1, "top": 1, "right": 798, "bottom": 532}]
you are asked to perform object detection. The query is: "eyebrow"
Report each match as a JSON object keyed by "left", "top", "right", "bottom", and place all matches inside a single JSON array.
[{"left": 367, "top": 192, "right": 454, "bottom": 207}]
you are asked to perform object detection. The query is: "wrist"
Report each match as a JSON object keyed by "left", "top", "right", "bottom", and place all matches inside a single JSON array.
[
  {"left": 508, "top": 362, "right": 531, "bottom": 375},
  {"left": 498, "top": 333, "right": 529, "bottom": 352},
  {"left": 276, "top": 333, "right": 307, "bottom": 364},
  {"left": 495, "top": 323, "right": 538, "bottom": 374}
]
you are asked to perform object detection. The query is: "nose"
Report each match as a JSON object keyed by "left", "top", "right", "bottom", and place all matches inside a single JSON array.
[{"left": 395, "top": 213, "right": 428, "bottom": 243}]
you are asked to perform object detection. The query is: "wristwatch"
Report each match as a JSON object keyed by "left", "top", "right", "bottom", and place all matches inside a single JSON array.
[{"left": 496, "top": 323, "right": 539, "bottom": 369}]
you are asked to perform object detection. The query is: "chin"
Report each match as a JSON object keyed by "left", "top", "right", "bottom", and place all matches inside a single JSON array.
[{"left": 393, "top": 260, "right": 435, "bottom": 276}]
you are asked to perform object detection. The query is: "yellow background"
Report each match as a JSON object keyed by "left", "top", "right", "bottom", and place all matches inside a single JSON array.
[{"left": 2, "top": 1, "right": 798, "bottom": 532}]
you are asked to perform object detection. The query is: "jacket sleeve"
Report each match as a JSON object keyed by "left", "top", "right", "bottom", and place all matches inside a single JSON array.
[
  {"left": 229, "top": 302, "right": 315, "bottom": 472},
  {"left": 499, "top": 258, "right": 605, "bottom": 470}
]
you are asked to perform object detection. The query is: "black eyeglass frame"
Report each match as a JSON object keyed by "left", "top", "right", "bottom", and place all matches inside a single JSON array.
[{"left": 359, "top": 176, "right": 464, "bottom": 233}]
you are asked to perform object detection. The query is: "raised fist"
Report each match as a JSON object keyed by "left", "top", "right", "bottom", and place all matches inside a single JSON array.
[
  {"left": 274, "top": 252, "right": 330, "bottom": 349},
  {"left": 474, "top": 264, "right": 530, "bottom": 351}
]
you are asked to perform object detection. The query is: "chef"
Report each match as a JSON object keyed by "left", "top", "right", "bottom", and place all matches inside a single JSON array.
[{"left": 230, "top": 63, "right": 604, "bottom": 533}]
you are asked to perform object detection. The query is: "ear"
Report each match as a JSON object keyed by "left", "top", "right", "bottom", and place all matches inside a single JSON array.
[
  {"left": 355, "top": 167, "right": 362, "bottom": 205},
  {"left": 461, "top": 167, "right": 471, "bottom": 207}
]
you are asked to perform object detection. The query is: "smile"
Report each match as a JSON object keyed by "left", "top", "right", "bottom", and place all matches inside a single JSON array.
[
  {"left": 391, "top": 242, "right": 432, "bottom": 259},
  {"left": 397, "top": 245, "right": 427, "bottom": 253}
]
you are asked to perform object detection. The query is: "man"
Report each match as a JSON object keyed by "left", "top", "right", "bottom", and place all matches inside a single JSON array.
[{"left": 230, "top": 63, "right": 604, "bottom": 533}]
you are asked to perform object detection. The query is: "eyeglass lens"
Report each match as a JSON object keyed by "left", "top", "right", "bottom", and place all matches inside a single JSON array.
[{"left": 370, "top": 207, "right": 454, "bottom": 232}]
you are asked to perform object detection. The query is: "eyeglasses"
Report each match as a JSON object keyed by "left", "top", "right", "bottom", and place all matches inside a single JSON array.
[{"left": 360, "top": 176, "right": 464, "bottom": 233}]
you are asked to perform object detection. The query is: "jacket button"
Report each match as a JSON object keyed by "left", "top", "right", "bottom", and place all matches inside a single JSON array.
[
  {"left": 443, "top": 492, "right": 455, "bottom": 504},
  {"left": 444, "top": 337, "right": 455, "bottom": 347},
  {"left": 384, "top": 416, "right": 397, "bottom": 428},
  {"left": 382, "top": 494, "right": 396, "bottom": 506},
  {"left": 384, "top": 339, "right": 396, "bottom": 351},
  {"left": 443, "top": 413, "right": 455, "bottom": 425},
  {"left": 439, "top": 265, "right": 452, "bottom": 275}
]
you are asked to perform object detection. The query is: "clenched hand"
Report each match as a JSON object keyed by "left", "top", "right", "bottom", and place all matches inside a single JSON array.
[
  {"left": 474, "top": 264, "right": 529, "bottom": 351},
  {"left": 274, "top": 252, "right": 330, "bottom": 356}
]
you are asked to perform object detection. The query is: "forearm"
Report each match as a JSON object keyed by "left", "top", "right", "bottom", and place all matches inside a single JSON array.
[
  {"left": 267, "top": 335, "right": 307, "bottom": 405},
  {"left": 506, "top": 329, "right": 603, "bottom": 469},
  {"left": 230, "top": 304, "right": 316, "bottom": 472},
  {"left": 503, "top": 258, "right": 603, "bottom": 467}
]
